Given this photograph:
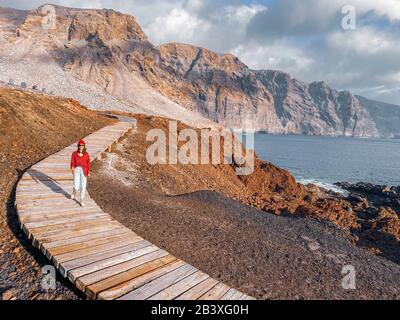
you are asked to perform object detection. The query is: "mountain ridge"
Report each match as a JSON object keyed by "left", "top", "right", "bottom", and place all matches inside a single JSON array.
[{"left": 1, "top": 5, "right": 399, "bottom": 137}]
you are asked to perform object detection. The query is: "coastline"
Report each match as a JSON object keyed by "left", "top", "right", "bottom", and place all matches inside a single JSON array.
[{"left": 254, "top": 133, "right": 400, "bottom": 187}]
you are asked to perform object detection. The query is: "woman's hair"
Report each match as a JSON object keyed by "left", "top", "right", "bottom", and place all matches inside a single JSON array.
[{"left": 77, "top": 145, "right": 87, "bottom": 154}]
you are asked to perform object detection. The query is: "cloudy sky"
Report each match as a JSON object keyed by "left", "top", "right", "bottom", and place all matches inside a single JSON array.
[{"left": 1, "top": 0, "right": 400, "bottom": 104}]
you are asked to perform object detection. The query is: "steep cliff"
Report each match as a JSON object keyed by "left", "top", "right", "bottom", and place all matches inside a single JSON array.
[
  {"left": 152, "top": 42, "right": 381, "bottom": 136},
  {"left": 0, "top": 5, "right": 398, "bottom": 137}
]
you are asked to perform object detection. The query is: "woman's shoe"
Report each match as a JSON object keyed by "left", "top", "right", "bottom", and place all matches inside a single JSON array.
[
  {"left": 80, "top": 201, "right": 86, "bottom": 207},
  {"left": 70, "top": 192, "right": 75, "bottom": 200}
]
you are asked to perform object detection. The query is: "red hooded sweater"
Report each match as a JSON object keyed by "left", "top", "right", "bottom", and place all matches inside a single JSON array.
[{"left": 70, "top": 140, "right": 91, "bottom": 177}]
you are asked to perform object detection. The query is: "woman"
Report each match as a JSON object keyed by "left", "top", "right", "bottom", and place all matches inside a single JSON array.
[{"left": 70, "top": 139, "right": 91, "bottom": 207}]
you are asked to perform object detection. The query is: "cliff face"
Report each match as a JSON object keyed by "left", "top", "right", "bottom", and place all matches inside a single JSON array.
[
  {"left": 0, "top": 5, "right": 215, "bottom": 128},
  {"left": 156, "top": 43, "right": 281, "bottom": 132},
  {"left": 0, "top": 5, "right": 397, "bottom": 137},
  {"left": 356, "top": 95, "right": 400, "bottom": 138},
  {"left": 154, "top": 43, "right": 380, "bottom": 136},
  {"left": 257, "top": 71, "right": 378, "bottom": 136}
]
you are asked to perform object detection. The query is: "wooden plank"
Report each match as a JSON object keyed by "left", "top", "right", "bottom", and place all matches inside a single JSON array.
[
  {"left": 35, "top": 221, "right": 122, "bottom": 244},
  {"left": 220, "top": 288, "right": 244, "bottom": 300},
  {"left": 19, "top": 203, "right": 99, "bottom": 214},
  {"left": 20, "top": 209, "right": 104, "bottom": 224},
  {"left": 18, "top": 200, "right": 98, "bottom": 211},
  {"left": 20, "top": 176, "right": 73, "bottom": 182},
  {"left": 31, "top": 218, "right": 111, "bottom": 241},
  {"left": 31, "top": 218, "right": 117, "bottom": 240},
  {"left": 75, "top": 249, "right": 170, "bottom": 291},
  {"left": 17, "top": 199, "right": 75, "bottom": 209},
  {"left": 53, "top": 234, "right": 143, "bottom": 267},
  {"left": 18, "top": 206, "right": 99, "bottom": 217},
  {"left": 41, "top": 227, "right": 131, "bottom": 251},
  {"left": 23, "top": 213, "right": 107, "bottom": 230},
  {"left": 17, "top": 194, "right": 70, "bottom": 201},
  {"left": 16, "top": 183, "right": 71, "bottom": 190},
  {"left": 32, "top": 164, "right": 72, "bottom": 169},
  {"left": 68, "top": 245, "right": 159, "bottom": 282},
  {"left": 175, "top": 278, "right": 219, "bottom": 300},
  {"left": 26, "top": 217, "right": 112, "bottom": 240},
  {"left": 18, "top": 203, "right": 97, "bottom": 213},
  {"left": 21, "top": 212, "right": 108, "bottom": 226},
  {"left": 16, "top": 193, "right": 72, "bottom": 200},
  {"left": 24, "top": 173, "right": 72, "bottom": 178},
  {"left": 22, "top": 216, "right": 114, "bottom": 238},
  {"left": 27, "top": 169, "right": 70, "bottom": 173},
  {"left": 18, "top": 201, "right": 97, "bottom": 211},
  {"left": 22, "top": 171, "right": 71, "bottom": 177},
  {"left": 17, "top": 177, "right": 68, "bottom": 184},
  {"left": 44, "top": 231, "right": 132, "bottom": 259},
  {"left": 198, "top": 283, "right": 231, "bottom": 300},
  {"left": 25, "top": 169, "right": 71, "bottom": 175},
  {"left": 18, "top": 197, "right": 96, "bottom": 209},
  {"left": 60, "top": 240, "right": 151, "bottom": 277},
  {"left": 17, "top": 190, "right": 72, "bottom": 197},
  {"left": 99, "top": 260, "right": 186, "bottom": 300},
  {"left": 86, "top": 255, "right": 177, "bottom": 299},
  {"left": 33, "top": 223, "right": 121, "bottom": 249},
  {"left": 16, "top": 185, "right": 66, "bottom": 192},
  {"left": 118, "top": 264, "right": 197, "bottom": 300},
  {"left": 20, "top": 198, "right": 93, "bottom": 208},
  {"left": 148, "top": 271, "right": 210, "bottom": 300}
]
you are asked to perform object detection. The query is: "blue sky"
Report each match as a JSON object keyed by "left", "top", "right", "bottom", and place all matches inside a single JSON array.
[{"left": 1, "top": 0, "right": 399, "bottom": 105}]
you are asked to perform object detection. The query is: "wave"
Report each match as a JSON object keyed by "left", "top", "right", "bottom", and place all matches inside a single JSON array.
[{"left": 298, "top": 178, "right": 349, "bottom": 195}]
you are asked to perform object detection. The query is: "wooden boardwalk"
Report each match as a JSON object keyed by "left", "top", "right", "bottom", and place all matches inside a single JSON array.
[{"left": 15, "top": 121, "right": 253, "bottom": 300}]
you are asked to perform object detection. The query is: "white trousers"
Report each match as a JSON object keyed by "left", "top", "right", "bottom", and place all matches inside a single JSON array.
[{"left": 73, "top": 167, "right": 87, "bottom": 200}]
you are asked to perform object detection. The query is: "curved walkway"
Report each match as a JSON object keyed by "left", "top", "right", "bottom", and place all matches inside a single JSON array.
[{"left": 15, "top": 121, "right": 253, "bottom": 300}]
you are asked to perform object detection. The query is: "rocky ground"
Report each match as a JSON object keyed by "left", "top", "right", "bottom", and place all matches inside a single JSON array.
[
  {"left": 88, "top": 114, "right": 399, "bottom": 299},
  {"left": 335, "top": 182, "right": 400, "bottom": 263},
  {"left": 0, "top": 88, "right": 115, "bottom": 300}
]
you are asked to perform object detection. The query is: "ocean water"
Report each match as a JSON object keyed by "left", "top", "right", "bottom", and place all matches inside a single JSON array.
[{"left": 254, "top": 134, "right": 400, "bottom": 189}]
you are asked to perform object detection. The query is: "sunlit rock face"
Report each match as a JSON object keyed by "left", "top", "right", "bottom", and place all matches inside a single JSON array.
[{"left": 1, "top": 5, "right": 397, "bottom": 137}]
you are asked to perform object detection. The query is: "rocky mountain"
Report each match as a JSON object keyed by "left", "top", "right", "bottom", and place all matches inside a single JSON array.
[
  {"left": 154, "top": 43, "right": 381, "bottom": 136},
  {"left": 356, "top": 95, "right": 400, "bottom": 138},
  {"left": 0, "top": 6, "right": 215, "bottom": 129},
  {"left": 256, "top": 71, "right": 378, "bottom": 136},
  {"left": 0, "top": 5, "right": 399, "bottom": 137}
]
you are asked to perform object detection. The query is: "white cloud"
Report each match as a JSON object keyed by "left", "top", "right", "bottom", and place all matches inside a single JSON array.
[
  {"left": 143, "top": 2, "right": 268, "bottom": 51},
  {"left": 352, "top": 0, "right": 400, "bottom": 21},
  {"left": 222, "top": 4, "right": 267, "bottom": 26},
  {"left": 327, "top": 26, "right": 399, "bottom": 56},
  {"left": 183, "top": 0, "right": 205, "bottom": 13},
  {"left": 232, "top": 40, "right": 313, "bottom": 75},
  {"left": 144, "top": 7, "right": 211, "bottom": 44}
]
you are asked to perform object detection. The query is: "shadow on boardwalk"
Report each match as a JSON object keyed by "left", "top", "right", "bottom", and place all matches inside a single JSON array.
[
  {"left": 26, "top": 169, "right": 71, "bottom": 198},
  {"left": 4, "top": 169, "right": 84, "bottom": 299}
]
